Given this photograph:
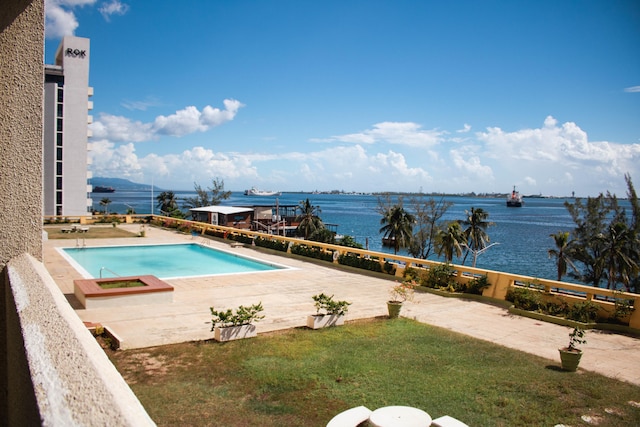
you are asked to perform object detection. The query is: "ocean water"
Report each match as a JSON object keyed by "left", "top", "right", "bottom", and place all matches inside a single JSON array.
[{"left": 93, "top": 191, "right": 602, "bottom": 282}]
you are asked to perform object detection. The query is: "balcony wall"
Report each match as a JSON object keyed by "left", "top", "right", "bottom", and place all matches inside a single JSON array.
[{"left": 1, "top": 1, "right": 154, "bottom": 425}]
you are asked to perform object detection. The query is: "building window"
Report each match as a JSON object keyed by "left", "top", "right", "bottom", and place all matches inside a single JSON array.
[
  {"left": 56, "top": 206, "right": 62, "bottom": 216},
  {"left": 57, "top": 88, "right": 63, "bottom": 103},
  {"left": 57, "top": 103, "right": 63, "bottom": 117},
  {"left": 56, "top": 118, "right": 63, "bottom": 132},
  {"left": 56, "top": 162, "right": 62, "bottom": 175},
  {"left": 56, "top": 177, "right": 62, "bottom": 190},
  {"left": 56, "top": 191, "right": 62, "bottom": 205},
  {"left": 56, "top": 132, "right": 63, "bottom": 146},
  {"left": 56, "top": 147, "right": 62, "bottom": 161}
]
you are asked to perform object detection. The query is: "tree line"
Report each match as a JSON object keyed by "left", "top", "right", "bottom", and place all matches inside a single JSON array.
[
  {"left": 153, "top": 175, "right": 639, "bottom": 293},
  {"left": 377, "top": 175, "right": 640, "bottom": 293}
]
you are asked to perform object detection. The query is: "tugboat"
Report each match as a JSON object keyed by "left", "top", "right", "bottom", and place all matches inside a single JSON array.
[{"left": 506, "top": 186, "right": 523, "bottom": 207}]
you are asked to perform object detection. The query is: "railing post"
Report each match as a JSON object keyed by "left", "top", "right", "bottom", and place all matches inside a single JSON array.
[{"left": 629, "top": 297, "right": 640, "bottom": 329}]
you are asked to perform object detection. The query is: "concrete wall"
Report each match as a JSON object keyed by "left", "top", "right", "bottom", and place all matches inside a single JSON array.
[{"left": 1, "top": 2, "right": 155, "bottom": 425}]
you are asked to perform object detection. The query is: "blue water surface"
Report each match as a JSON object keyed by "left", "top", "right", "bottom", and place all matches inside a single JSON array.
[
  {"left": 94, "top": 191, "right": 633, "bottom": 282},
  {"left": 63, "top": 243, "right": 283, "bottom": 279}
]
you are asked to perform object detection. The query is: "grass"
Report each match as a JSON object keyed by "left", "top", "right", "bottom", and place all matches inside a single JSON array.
[
  {"left": 98, "top": 280, "right": 146, "bottom": 289},
  {"left": 107, "top": 318, "right": 640, "bottom": 427},
  {"left": 44, "top": 225, "right": 139, "bottom": 239}
]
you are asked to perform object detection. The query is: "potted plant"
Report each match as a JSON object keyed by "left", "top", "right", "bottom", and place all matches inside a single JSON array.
[
  {"left": 388, "top": 281, "right": 415, "bottom": 319},
  {"left": 210, "top": 302, "right": 265, "bottom": 342},
  {"left": 559, "top": 326, "right": 587, "bottom": 371},
  {"left": 307, "top": 293, "right": 351, "bottom": 329}
]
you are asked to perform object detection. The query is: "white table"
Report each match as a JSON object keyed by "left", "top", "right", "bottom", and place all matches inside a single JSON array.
[{"left": 368, "top": 406, "right": 432, "bottom": 427}]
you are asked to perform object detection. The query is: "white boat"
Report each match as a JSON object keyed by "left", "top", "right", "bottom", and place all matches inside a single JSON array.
[{"left": 244, "top": 187, "right": 281, "bottom": 196}]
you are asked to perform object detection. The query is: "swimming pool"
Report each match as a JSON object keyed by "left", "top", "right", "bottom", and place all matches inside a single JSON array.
[{"left": 60, "top": 243, "right": 289, "bottom": 279}]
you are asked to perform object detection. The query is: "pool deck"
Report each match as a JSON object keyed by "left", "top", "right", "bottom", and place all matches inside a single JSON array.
[{"left": 44, "top": 224, "right": 640, "bottom": 387}]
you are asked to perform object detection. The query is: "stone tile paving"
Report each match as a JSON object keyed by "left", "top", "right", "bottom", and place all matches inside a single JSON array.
[{"left": 44, "top": 224, "right": 640, "bottom": 386}]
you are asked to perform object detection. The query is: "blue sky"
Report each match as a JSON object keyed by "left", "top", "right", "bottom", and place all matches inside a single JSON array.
[{"left": 45, "top": 0, "right": 639, "bottom": 196}]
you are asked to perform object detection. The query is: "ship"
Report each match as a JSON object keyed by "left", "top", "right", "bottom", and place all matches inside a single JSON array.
[
  {"left": 92, "top": 185, "right": 116, "bottom": 193},
  {"left": 244, "top": 187, "right": 281, "bottom": 196},
  {"left": 506, "top": 186, "right": 523, "bottom": 207}
]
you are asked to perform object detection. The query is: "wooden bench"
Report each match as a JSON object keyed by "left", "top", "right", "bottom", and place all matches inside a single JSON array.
[
  {"left": 326, "top": 406, "right": 372, "bottom": 427},
  {"left": 61, "top": 228, "right": 73, "bottom": 233}
]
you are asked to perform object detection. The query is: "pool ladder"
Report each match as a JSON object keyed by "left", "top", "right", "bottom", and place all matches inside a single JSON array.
[
  {"left": 99, "top": 267, "right": 121, "bottom": 278},
  {"left": 75, "top": 237, "right": 86, "bottom": 249}
]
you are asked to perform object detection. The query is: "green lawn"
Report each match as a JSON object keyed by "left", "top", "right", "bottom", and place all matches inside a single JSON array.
[
  {"left": 44, "top": 225, "right": 140, "bottom": 239},
  {"left": 107, "top": 318, "right": 640, "bottom": 427}
]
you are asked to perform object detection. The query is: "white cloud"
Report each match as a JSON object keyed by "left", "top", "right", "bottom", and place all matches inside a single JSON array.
[
  {"left": 475, "top": 116, "right": 640, "bottom": 195},
  {"left": 624, "top": 86, "right": 640, "bottom": 93},
  {"left": 121, "top": 97, "right": 163, "bottom": 111},
  {"left": 314, "top": 122, "right": 445, "bottom": 148},
  {"left": 90, "top": 100, "right": 243, "bottom": 142},
  {"left": 477, "top": 115, "right": 639, "bottom": 171},
  {"left": 89, "top": 114, "right": 640, "bottom": 196},
  {"left": 457, "top": 124, "right": 472, "bottom": 133},
  {"left": 45, "top": 0, "right": 127, "bottom": 38},
  {"left": 450, "top": 149, "right": 494, "bottom": 179},
  {"left": 99, "top": 0, "right": 129, "bottom": 21},
  {"left": 88, "top": 142, "right": 258, "bottom": 185},
  {"left": 45, "top": 0, "right": 95, "bottom": 38}
]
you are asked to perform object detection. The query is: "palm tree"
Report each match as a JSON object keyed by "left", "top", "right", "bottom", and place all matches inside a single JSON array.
[
  {"left": 601, "top": 222, "right": 639, "bottom": 291},
  {"left": 435, "top": 221, "right": 465, "bottom": 263},
  {"left": 156, "top": 191, "right": 179, "bottom": 215},
  {"left": 99, "top": 197, "right": 111, "bottom": 215},
  {"left": 548, "top": 231, "right": 578, "bottom": 282},
  {"left": 379, "top": 204, "right": 415, "bottom": 255},
  {"left": 462, "top": 207, "right": 494, "bottom": 267},
  {"left": 295, "top": 199, "right": 324, "bottom": 239}
]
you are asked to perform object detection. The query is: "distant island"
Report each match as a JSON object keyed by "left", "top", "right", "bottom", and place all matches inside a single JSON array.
[
  {"left": 89, "top": 177, "right": 576, "bottom": 199},
  {"left": 89, "top": 177, "right": 163, "bottom": 192}
]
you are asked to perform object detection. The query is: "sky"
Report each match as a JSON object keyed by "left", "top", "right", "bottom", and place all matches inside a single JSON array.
[{"left": 44, "top": 0, "right": 640, "bottom": 197}]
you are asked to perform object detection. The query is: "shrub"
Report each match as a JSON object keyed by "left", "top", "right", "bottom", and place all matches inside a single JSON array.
[
  {"left": 210, "top": 302, "right": 265, "bottom": 329},
  {"left": 544, "top": 301, "right": 569, "bottom": 317},
  {"left": 338, "top": 254, "right": 383, "bottom": 273},
  {"left": 611, "top": 291, "right": 635, "bottom": 323},
  {"left": 312, "top": 293, "right": 351, "bottom": 316},
  {"left": 403, "top": 267, "right": 421, "bottom": 282},
  {"left": 254, "top": 237, "right": 288, "bottom": 252},
  {"left": 389, "top": 282, "right": 415, "bottom": 303},
  {"left": 567, "top": 301, "right": 599, "bottom": 323},
  {"left": 382, "top": 261, "right": 396, "bottom": 275},
  {"left": 425, "top": 263, "right": 455, "bottom": 289},
  {"left": 506, "top": 287, "right": 544, "bottom": 311},
  {"left": 465, "top": 275, "right": 490, "bottom": 295},
  {"left": 291, "top": 244, "right": 334, "bottom": 262}
]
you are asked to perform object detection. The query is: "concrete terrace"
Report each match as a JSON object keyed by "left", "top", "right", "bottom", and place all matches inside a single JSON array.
[{"left": 44, "top": 224, "right": 640, "bottom": 387}]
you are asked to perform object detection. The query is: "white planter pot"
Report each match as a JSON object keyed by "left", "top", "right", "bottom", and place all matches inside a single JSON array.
[
  {"left": 307, "top": 314, "right": 345, "bottom": 329},
  {"left": 214, "top": 324, "right": 257, "bottom": 342}
]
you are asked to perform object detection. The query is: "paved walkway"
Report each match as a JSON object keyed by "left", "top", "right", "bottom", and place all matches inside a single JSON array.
[{"left": 44, "top": 225, "right": 640, "bottom": 387}]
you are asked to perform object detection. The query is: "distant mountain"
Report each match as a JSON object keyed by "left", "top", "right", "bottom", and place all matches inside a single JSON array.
[{"left": 89, "top": 177, "right": 162, "bottom": 192}]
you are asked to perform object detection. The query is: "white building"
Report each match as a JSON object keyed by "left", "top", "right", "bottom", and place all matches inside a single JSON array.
[{"left": 43, "top": 36, "right": 93, "bottom": 216}]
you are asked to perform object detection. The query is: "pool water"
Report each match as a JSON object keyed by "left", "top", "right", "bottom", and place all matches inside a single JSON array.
[{"left": 61, "top": 243, "right": 286, "bottom": 279}]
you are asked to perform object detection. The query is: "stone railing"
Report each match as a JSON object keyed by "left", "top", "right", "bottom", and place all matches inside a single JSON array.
[{"left": 149, "top": 215, "right": 640, "bottom": 330}]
